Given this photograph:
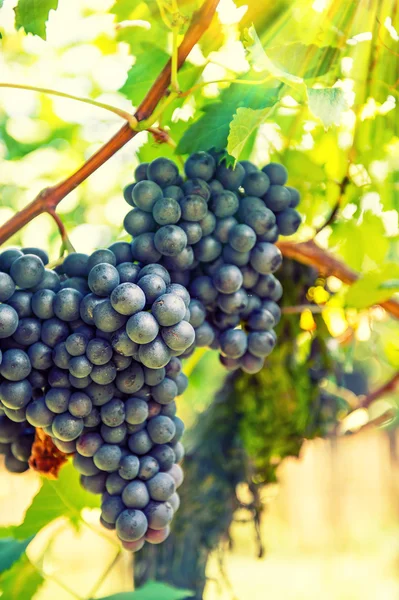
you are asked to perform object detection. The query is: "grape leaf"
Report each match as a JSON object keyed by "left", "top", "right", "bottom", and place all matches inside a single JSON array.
[
  {"left": 0, "top": 463, "right": 99, "bottom": 540},
  {"left": 177, "top": 83, "right": 279, "bottom": 155},
  {"left": 227, "top": 105, "right": 273, "bottom": 160},
  {"left": 0, "top": 538, "right": 34, "bottom": 573},
  {"left": 307, "top": 87, "right": 348, "bottom": 129},
  {"left": 345, "top": 263, "right": 399, "bottom": 309},
  {"left": 0, "top": 554, "right": 43, "bottom": 600},
  {"left": 97, "top": 581, "right": 194, "bottom": 600},
  {"left": 243, "top": 25, "right": 305, "bottom": 93},
  {"left": 14, "top": 0, "right": 59, "bottom": 39},
  {"left": 120, "top": 44, "right": 169, "bottom": 106}
]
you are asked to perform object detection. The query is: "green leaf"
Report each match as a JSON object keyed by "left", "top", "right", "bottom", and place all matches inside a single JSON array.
[
  {"left": 0, "top": 538, "right": 34, "bottom": 574},
  {"left": 0, "top": 554, "right": 43, "bottom": 600},
  {"left": 120, "top": 44, "right": 169, "bottom": 106},
  {"left": 0, "top": 462, "right": 99, "bottom": 540},
  {"left": 307, "top": 87, "right": 348, "bottom": 129},
  {"left": 14, "top": 0, "right": 59, "bottom": 39},
  {"left": 345, "top": 263, "right": 399, "bottom": 310},
  {"left": 227, "top": 105, "right": 273, "bottom": 160},
  {"left": 243, "top": 25, "right": 305, "bottom": 93},
  {"left": 177, "top": 82, "right": 279, "bottom": 155},
  {"left": 97, "top": 581, "right": 194, "bottom": 600}
]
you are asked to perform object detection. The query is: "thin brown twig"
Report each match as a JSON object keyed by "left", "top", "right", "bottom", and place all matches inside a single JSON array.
[
  {"left": 314, "top": 175, "right": 350, "bottom": 235},
  {"left": 360, "top": 372, "right": 399, "bottom": 409},
  {"left": 0, "top": 0, "right": 221, "bottom": 245},
  {"left": 282, "top": 304, "right": 325, "bottom": 315}
]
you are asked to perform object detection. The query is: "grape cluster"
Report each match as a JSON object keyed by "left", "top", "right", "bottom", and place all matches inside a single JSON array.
[
  {"left": 0, "top": 151, "right": 300, "bottom": 551},
  {"left": 0, "top": 246, "right": 188, "bottom": 550},
  {"left": 123, "top": 153, "right": 301, "bottom": 373}
]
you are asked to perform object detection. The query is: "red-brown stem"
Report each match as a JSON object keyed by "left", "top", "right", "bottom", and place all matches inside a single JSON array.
[{"left": 0, "top": 0, "right": 221, "bottom": 244}]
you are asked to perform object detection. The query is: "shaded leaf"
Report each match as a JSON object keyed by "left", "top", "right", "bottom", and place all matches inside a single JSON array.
[
  {"left": 267, "top": 43, "right": 341, "bottom": 80},
  {"left": 0, "top": 538, "right": 34, "bottom": 574},
  {"left": 329, "top": 211, "right": 389, "bottom": 272},
  {"left": 14, "top": 0, "right": 59, "bottom": 39},
  {"left": 308, "top": 87, "right": 348, "bottom": 128},
  {"left": 0, "top": 554, "right": 43, "bottom": 600},
  {"left": 227, "top": 106, "right": 273, "bottom": 159},
  {"left": 177, "top": 82, "right": 279, "bottom": 155},
  {"left": 97, "top": 581, "right": 194, "bottom": 600},
  {"left": 0, "top": 462, "right": 99, "bottom": 540}
]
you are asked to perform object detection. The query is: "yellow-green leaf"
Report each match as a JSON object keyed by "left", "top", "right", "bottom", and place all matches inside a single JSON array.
[{"left": 227, "top": 106, "right": 273, "bottom": 160}]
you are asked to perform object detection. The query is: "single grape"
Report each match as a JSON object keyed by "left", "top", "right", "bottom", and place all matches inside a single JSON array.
[
  {"left": 26, "top": 397, "right": 54, "bottom": 428},
  {"left": 262, "top": 162, "right": 288, "bottom": 185},
  {"left": 0, "top": 305, "right": 19, "bottom": 339},
  {"left": 52, "top": 412, "right": 84, "bottom": 441},
  {"left": 147, "top": 472, "right": 176, "bottom": 502},
  {"left": 0, "top": 379, "right": 32, "bottom": 409},
  {"left": 152, "top": 293, "right": 186, "bottom": 326},
  {"left": 93, "top": 444, "right": 122, "bottom": 472},
  {"left": 7, "top": 291, "right": 32, "bottom": 318},
  {"left": 147, "top": 158, "right": 179, "bottom": 188},
  {"left": 151, "top": 378, "right": 178, "bottom": 405},
  {"left": 219, "top": 328, "right": 247, "bottom": 358},
  {"left": 122, "top": 480, "right": 150, "bottom": 509},
  {"left": 108, "top": 242, "right": 132, "bottom": 265},
  {"left": 228, "top": 224, "right": 257, "bottom": 253},
  {"left": 124, "top": 208, "right": 157, "bottom": 236},
  {"left": 209, "top": 191, "right": 239, "bottom": 218},
  {"left": 212, "top": 264, "right": 243, "bottom": 294},
  {"left": 152, "top": 197, "right": 181, "bottom": 226},
  {"left": 118, "top": 454, "right": 140, "bottom": 480},
  {"left": 240, "top": 352, "right": 264, "bottom": 374},
  {"left": 147, "top": 415, "right": 176, "bottom": 444},
  {"left": 116, "top": 509, "right": 148, "bottom": 542},
  {"left": 135, "top": 162, "right": 149, "bottom": 182},
  {"left": 93, "top": 300, "right": 127, "bottom": 333},
  {"left": 87, "top": 249, "right": 116, "bottom": 270},
  {"left": 128, "top": 430, "right": 153, "bottom": 455},
  {"left": 54, "top": 288, "right": 83, "bottom": 322},
  {"left": 10, "top": 254, "right": 45, "bottom": 289},
  {"left": 215, "top": 162, "right": 245, "bottom": 190},
  {"left": 154, "top": 225, "right": 187, "bottom": 257},
  {"left": 63, "top": 253, "right": 89, "bottom": 278},
  {"left": 131, "top": 233, "right": 162, "bottom": 264},
  {"left": 250, "top": 243, "right": 283, "bottom": 274},
  {"left": 185, "top": 152, "right": 215, "bottom": 181},
  {"left": 115, "top": 363, "right": 145, "bottom": 395},
  {"left": 0, "top": 272, "right": 15, "bottom": 302},
  {"left": 276, "top": 208, "right": 302, "bottom": 236},
  {"left": 0, "top": 349, "right": 31, "bottom": 381},
  {"left": 133, "top": 180, "right": 163, "bottom": 212}
]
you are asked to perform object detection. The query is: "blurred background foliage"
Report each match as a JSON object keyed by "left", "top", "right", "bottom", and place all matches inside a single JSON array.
[{"left": 0, "top": 0, "right": 399, "bottom": 598}]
